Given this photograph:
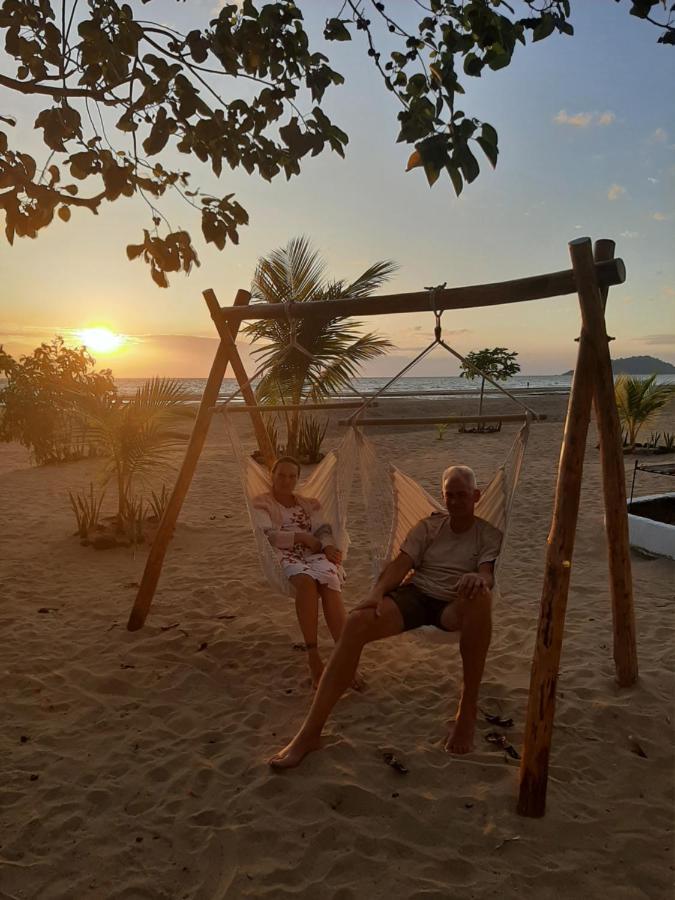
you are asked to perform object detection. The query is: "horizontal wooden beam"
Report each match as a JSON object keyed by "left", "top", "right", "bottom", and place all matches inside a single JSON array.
[
  {"left": 215, "top": 257, "right": 625, "bottom": 324},
  {"left": 339, "top": 414, "right": 545, "bottom": 427}
]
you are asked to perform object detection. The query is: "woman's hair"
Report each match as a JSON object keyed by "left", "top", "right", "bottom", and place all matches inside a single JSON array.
[{"left": 271, "top": 455, "right": 301, "bottom": 475}]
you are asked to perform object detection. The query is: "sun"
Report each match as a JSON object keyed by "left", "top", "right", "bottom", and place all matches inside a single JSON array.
[{"left": 76, "top": 327, "right": 126, "bottom": 354}]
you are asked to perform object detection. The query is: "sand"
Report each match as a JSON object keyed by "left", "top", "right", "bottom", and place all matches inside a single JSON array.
[{"left": 1, "top": 393, "right": 673, "bottom": 900}]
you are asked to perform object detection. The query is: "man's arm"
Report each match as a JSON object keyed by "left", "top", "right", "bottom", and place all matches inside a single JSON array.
[
  {"left": 457, "top": 561, "right": 495, "bottom": 599},
  {"left": 353, "top": 551, "right": 414, "bottom": 616}
]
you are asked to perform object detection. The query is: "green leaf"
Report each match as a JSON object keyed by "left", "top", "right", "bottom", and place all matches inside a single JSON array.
[
  {"left": 446, "top": 164, "right": 463, "bottom": 197},
  {"left": 476, "top": 136, "right": 498, "bottom": 169},
  {"left": 324, "top": 18, "right": 352, "bottom": 41}
]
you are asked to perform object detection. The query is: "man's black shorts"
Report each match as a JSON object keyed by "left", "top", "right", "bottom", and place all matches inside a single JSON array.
[{"left": 386, "top": 582, "right": 454, "bottom": 632}]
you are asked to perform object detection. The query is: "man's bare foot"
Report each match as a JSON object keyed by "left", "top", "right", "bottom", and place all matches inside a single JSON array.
[
  {"left": 444, "top": 710, "right": 477, "bottom": 755},
  {"left": 268, "top": 733, "right": 321, "bottom": 770}
]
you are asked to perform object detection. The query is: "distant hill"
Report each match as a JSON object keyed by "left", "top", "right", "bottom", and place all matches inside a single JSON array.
[{"left": 562, "top": 355, "right": 675, "bottom": 376}]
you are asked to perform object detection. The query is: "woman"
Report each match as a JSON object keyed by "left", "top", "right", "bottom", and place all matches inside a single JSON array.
[{"left": 253, "top": 456, "right": 350, "bottom": 688}]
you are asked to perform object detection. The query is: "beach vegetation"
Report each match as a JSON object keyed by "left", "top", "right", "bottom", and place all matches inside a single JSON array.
[
  {"left": 148, "top": 485, "right": 170, "bottom": 522},
  {"left": 459, "top": 347, "right": 520, "bottom": 416},
  {"left": 75, "top": 377, "right": 193, "bottom": 531},
  {"left": 244, "top": 236, "right": 394, "bottom": 456},
  {"left": 1, "top": 3, "right": 669, "bottom": 285},
  {"left": 68, "top": 482, "right": 107, "bottom": 539},
  {"left": 298, "top": 415, "right": 328, "bottom": 464},
  {"left": 0, "top": 338, "right": 116, "bottom": 464},
  {"left": 615, "top": 375, "right": 675, "bottom": 450}
]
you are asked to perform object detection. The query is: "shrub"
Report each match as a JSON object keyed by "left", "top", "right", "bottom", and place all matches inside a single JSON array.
[
  {"left": 0, "top": 338, "right": 116, "bottom": 464},
  {"left": 148, "top": 485, "right": 170, "bottom": 520},
  {"left": 298, "top": 414, "right": 328, "bottom": 463},
  {"left": 68, "top": 483, "right": 106, "bottom": 538},
  {"left": 615, "top": 375, "right": 675, "bottom": 450}
]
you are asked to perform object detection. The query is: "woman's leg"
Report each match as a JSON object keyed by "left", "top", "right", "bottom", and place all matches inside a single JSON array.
[
  {"left": 319, "top": 585, "right": 364, "bottom": 690},
  {"left": 318, "top": 585, "right": 348, "bottom": 643},
  {"left": 289, "top": 574, "right": 323, "bottom": 687}
]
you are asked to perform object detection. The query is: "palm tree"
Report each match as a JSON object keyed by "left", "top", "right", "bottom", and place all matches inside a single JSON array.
[
  {"left": 244, "top": 236, "right": 396, "bottom": 456},
  {"left": 614, "top": 374, "right": 674, "bottom": 450},
  {"left": 75, "top": 378, "right": 193, "bottom": 527}
]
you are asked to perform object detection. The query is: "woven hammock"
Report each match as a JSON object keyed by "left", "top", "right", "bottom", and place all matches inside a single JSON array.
[
  {"left": 224, "top": 413, "right": 359, "bottom": 596},
  {"left": 354, "top": 420, "right": 531, "bottom": 581}
]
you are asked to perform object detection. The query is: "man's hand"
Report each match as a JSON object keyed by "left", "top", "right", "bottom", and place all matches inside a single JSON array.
[
  {"left": 322, "top": 545, "right": 343, "bottom": 564},
  {"left": 457, "top": 572, "right": 488, "bottom": 600},
  {"left": 352, "top": 590, "right": 386, "bottom": 618}
]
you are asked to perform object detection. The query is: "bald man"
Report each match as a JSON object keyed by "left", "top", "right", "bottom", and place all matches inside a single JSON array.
[{"left": 269, "top": 465, "right": 502, "bottom": 769}]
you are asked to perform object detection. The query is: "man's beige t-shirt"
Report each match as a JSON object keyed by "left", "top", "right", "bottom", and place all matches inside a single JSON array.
[{"left": 400, "top": 513, "right": 503, "bottom": 602}]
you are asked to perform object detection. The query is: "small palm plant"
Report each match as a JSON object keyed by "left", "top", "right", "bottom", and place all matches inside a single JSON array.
[
  {"left": 614, "top": 375, "right": 675, "bottom": 451},
  {"left": 244, "top": 236, "right": 395, "bottom": 456},
  {"left": 75, "top": 378, "right": 192, "bottom": 531}
]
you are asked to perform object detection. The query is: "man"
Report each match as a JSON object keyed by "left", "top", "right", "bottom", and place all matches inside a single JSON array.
[{"left": 269, "top": 465, "right": 502, "bottom": 768}]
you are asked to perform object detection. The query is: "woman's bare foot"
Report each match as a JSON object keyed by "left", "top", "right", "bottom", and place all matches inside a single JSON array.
[
  {"left": 268, "top": 732, "right": 321, "bottom": 770},
  {"left": 307, "top": 652, "right": 324, "bottom": 689},
  {"left": 350, "top": 671, "right": 366, "bottom": 692},
  {"left": 444, "top": 707, "right": 477, "bottom": 754}
]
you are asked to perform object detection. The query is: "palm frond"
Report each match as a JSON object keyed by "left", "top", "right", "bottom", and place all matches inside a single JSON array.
[
  {"left": 250, "top": 235, "right": 326, "bottom": 305},
  {"left": 327, "top": 259, "right": 399, "bottom": 300}
]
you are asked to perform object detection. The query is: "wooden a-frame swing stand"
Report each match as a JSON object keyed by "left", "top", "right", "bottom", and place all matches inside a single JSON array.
[{"left": 127, "top": 237, "right": 638, "bottom": 818}]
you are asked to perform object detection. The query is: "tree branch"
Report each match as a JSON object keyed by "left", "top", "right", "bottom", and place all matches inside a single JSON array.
[{"left": 0, "top": 73, "right": 126, "bottom": 103}]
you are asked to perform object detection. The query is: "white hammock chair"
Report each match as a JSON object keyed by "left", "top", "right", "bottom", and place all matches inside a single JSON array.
[
  {"left": 351, "top": 421, "right": 531, "bottom": 641},
  {"left": 224, "top": 412, "right": 360, "bottom": 596}
]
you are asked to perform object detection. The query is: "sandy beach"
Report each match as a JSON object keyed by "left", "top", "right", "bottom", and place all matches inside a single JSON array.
[{"left": 1, "top": 392, "right": 673, "bottom": 900}]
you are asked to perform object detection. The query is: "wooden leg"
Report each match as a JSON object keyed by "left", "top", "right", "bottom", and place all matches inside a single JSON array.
[
  {"left": 591, "top": 241, "right": 638, "bottom": 687},
  {"left": 204, "top": 289, "right": 276, "bottom": 468},
  {"left": 517, "top": 238, "right": 600, "bottom": 817},
  {"left": 126, "top": 289, "right": 250, "bottom": 631}
]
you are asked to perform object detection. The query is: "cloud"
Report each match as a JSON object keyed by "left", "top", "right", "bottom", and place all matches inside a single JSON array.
[
  {"left": 648, "top": 177, "right": 658, "bottom": 184},
  {"left": 554, "top": 110, "right": 592, "bottom": 128},
  {"left": 652, "top": 212, "right": 670, "bottom": 221},
  {"left": 650, "top": 127, "right": 668, "bottom": 143},
  {"left": 554, "top": 110, "right": 616, "bottom": 128},
  {"left": 608, "top": 183, "right": 626, "bottom": 201},
  {"left": 640, "top": 334, "right": 675, "bottom": 346},
  {"left": 620, "top": 230, "right": 639, "bottom": 239}
]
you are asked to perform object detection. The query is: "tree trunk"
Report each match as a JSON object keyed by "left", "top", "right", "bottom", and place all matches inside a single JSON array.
[
  {"left": 478, "top": 378, "right": 486, "bottom": 415},
  {"left": 116, "top": 463, "right": 126, "bottom": 529}
]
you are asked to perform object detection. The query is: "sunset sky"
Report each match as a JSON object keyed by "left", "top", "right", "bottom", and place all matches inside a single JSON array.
[{"left": 1, "top": 2, "right": 674, "bottom": 378}]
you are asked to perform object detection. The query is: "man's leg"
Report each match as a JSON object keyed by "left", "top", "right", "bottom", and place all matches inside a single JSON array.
[
  {"left": 289, "top": 574, "right": 323, "bottom": 688},
  {"left": 269, "top": 597, "right": 405, "bottom": 769},
  {"left": 441, "top": 586, "right": 492, "bottom": 754}
]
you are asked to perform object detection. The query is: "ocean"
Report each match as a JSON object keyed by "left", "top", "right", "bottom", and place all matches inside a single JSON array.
[{"left": 114, "top": 373, "right": 674, "bottom": 400}]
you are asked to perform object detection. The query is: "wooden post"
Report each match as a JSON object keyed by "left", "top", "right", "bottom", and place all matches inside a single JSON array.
[
  {"left": 203, "top": 289, "right": 275, "bottom": 468},
  {"left": 582, "top": 240, "right": 638, "bottom": 686},
  {"left": 517, "top": 238, "right": 600, "bottom": 817},
  {"left": 126, "top": 289, "right": 251, "bottom": 632}
]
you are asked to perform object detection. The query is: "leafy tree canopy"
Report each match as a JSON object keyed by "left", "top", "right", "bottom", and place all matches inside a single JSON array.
[
  {"left": 459, "top": 346, "right": 520, "bottom": 382},
  {"left": 459, "top": 345, "right": 520, "bottom": 415},
  {"left": 1, "top": 1, "right": 671, "bottom": 286}
]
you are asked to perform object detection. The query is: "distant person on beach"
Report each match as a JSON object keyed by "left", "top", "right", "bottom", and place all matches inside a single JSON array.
[
  {"left": 269, "top": 464, "right": 501, "bottom": 768},
  {"left": 254, "top": 456, "right": 351, "bottom": 688}
]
